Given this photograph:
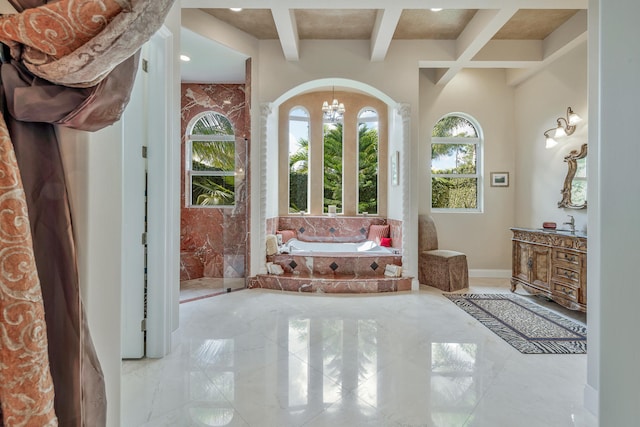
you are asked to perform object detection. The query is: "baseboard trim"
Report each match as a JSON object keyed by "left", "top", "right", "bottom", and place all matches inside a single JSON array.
[
  {"left": 584, "top": 384, "right": 598, "bottom": 417},
  {"left": 469, "top": 269, "right": 511, "bottom": 278}
]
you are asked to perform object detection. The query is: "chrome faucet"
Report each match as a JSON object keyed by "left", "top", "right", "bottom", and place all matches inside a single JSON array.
[{"left": 563, "top": 215, "right": 575, "bottom": 233}]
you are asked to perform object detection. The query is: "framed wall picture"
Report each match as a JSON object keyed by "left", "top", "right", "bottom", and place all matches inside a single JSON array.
[
  {"left": 391, "top": 151, "right": 399, "bottom": 186},
  {"left": 490, "top": 172, "right": 509, "bottom": 187}
]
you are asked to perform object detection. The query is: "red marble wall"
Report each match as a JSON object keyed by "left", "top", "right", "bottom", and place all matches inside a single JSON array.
[
  {"left": 180, "top": 83, "right": 250, "bottom": 280},
  {"left": 277, "top": 216, "right": 387, "bottom": 242},
  {"left": 387, "top": 218, "right": 403, "bottom": 249},
  {"left": 273, "top": 216, "right": 402, "bottom": 247}
]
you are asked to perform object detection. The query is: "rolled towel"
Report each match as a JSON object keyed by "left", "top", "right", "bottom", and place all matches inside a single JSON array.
[{"left": 266, "top": 234, "right": 278, "bottom": 255}]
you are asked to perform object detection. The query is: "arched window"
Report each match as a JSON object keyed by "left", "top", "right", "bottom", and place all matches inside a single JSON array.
[
  {"left": 323, "top": 121, "right": 343, "bottom": 213},
  {"left": 187, "top": 112, "right": 236, "bottom": 206},
  {"left": 278, "top": 91, "right": 388, "bottom": 217},
  {"left": 431, "top": 113, "right": 483, "bottom": 211},
  {"left": 288, "top": 107, "right": 309, "bottom": 213},
  {"left": 357, "top": 108, "right": 379, "bottom": 214}
]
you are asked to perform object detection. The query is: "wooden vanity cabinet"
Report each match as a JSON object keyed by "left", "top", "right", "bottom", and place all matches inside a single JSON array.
[{"left": 511, "top": 228, "right": 587, "bottom": 312}]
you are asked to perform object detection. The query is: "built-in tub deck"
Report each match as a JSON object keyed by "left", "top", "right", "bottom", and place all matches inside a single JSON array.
[
  {"left": 250, "top": 272, "right": 412, "bottom": 293},
  {"left": 250, "top": 251, "right": 411, "bottom": 293},
  {"left": 253, "top": 216, "right": 410, "bottom": 293}
]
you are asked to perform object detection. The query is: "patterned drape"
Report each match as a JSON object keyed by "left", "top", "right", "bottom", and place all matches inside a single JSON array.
[{"left": 0, "top": 1, "right": 175, "bottom": 425}]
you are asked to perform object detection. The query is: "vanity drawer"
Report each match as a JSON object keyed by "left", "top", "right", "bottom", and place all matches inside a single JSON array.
[
  {"left": 552, "top": 282, "right": 580, "bottom": 303},
  {"left": 552, "top": 248, "right": 582, "bottom": 267},
  {"left": 552, "top": 264, "right": 581, "bottom": 286}
]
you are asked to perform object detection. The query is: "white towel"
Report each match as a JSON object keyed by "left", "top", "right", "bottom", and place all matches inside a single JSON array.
[{"left": 266, "top": 234, "right": 278, "bottom": 256}]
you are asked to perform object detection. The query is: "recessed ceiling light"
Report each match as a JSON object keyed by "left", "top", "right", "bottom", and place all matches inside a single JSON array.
[
  {"left": 430, "top": 8, "right": 443, "bottom": 12},
  {"left": 230, "top": 8, "right": 242, "bottom": 12},
  {"left": 180, "top": 54, "right": 191, "bottom": 62}
]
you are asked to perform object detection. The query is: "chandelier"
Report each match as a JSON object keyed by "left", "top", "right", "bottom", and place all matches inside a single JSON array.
[{"left": 322, "top": 87, "right": 345, "bottom": 123}]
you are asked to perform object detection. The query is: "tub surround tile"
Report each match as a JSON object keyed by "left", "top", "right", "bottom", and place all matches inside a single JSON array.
[
  {"left": 266, "top": 217, "right": 278, "bottom": 235},
  {"left": 179, "top": 253, "right": 204, "bottom": 281},
  {"left": 387, "top": 218, "right": 402, "bottom": 249},
  {"left": 261, "top": 218, "right": 405, "bottom": 293},
  {"left": 267, "top": 254, "right": 402, "bottom": 277},
  {"left": 250, "top": 273, "right": 411, "bottom": 293},
  {"left": 278, "top": 216, "right": 387, "bottom": 242}
]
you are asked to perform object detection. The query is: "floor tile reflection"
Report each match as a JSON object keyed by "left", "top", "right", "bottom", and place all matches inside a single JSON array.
[{"left": 122, "top": 278, "right": 596, "bottom": 427}]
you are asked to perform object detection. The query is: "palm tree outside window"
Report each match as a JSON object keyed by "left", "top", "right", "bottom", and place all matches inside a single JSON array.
[
  {"left": 358, "top": 108, "right": 379, "bottom": 215},
  {"left": 323, "top": 122, "right": 343, "bottom": 213},
  {"left": 288, "top": 107, "right": 310, "bottom": 213},
  {"left": 431, "top": 113, "right": 483, "bottom": 211},
  {"left": 187, "top": 112, "right": 236, "bottom": 206}
]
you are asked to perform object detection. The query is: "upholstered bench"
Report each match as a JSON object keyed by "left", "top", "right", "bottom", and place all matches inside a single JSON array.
[{"left": 418, "top": 215, "right": 469, "bottom": 292}]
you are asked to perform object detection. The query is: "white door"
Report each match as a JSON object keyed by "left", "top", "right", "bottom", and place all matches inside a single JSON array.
[
  {"left": 120, "top": 48, "right": 148, "bottom": 359},
  {"left": 145, "top": 27, "right": 179, "bottom": 358},
  {"left": 121, "top": 26, "right": 179, "bottom": 359}
]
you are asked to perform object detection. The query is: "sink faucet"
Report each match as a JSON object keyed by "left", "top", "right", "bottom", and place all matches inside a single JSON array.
[{"left": 563, "top": 215, "right": 575, "bottom": 233}]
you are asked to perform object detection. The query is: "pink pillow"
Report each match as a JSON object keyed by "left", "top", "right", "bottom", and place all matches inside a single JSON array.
[
  {"left": 276, "top": 229, "right": 296, "bottom": 243},
  {"left": 368, "top": 224, "right": 390, "bottom": 242},
  {"left": 380, "top": 237, "right": 392, "bottom": 247}
]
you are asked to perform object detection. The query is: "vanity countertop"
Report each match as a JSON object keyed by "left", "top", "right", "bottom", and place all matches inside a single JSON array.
[{"left": 511, "top": 227, "right": 587, "bottom": 239}]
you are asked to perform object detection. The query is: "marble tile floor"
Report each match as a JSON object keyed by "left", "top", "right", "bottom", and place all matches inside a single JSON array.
[
  {"left": 180, "top": 277, "right": 246, "bottom": 303},
  {"left": 122, "top": 277, "right": 596, "bottom": 427}
]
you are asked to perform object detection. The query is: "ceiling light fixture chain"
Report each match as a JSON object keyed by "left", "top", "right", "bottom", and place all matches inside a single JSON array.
[{"left": 322, "top": 86, "right": 345, "bottom": 123}]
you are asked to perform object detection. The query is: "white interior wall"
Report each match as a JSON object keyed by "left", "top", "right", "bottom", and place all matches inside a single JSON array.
[
  {"left": 514, "top": 43, "right": 588, "bottom": 233},
  {"left": 515, "top": 42, "right": 594, "bottom": 413},
  {"left": 387, "top": 107, "right": 406, "bottom": 221},
  {"left": 584, "top": 0, "right": 599, "bottom": 415},
  {"left": 58, "top": 123, "right": 123, "bottom": 427},
  {"left": 264, "top": 108, "right": 279, "bottom": 219},
  {"left": 420, "top": 68, "right": 516, "bottom": 272},
  {"left": 597, "top": 0, "right": 640, "bottom": 423},
  {"left": 167, "top": 2, "right": 182, "bottom": 348}
]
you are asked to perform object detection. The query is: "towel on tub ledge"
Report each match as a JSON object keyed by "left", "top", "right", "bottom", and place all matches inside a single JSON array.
[{"left": 266, "top": 234, "right": 278, "bottom": 256}]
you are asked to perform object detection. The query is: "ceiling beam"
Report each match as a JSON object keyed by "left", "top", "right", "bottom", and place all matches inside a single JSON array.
[
  {"left": 473, "top": 40, "right": 543, "bottom": 62},
  {"left": 433, "top": 7, "right": 517, "bottom": 85},
  {"left": 272, "top": 8, "right": 300, "bottom": 61},
  {"left": 506, "top": 10, "right": 588, "bottom": 86},
  {"left": 370, "top": 8, "right": 403, "bottom": 62}
]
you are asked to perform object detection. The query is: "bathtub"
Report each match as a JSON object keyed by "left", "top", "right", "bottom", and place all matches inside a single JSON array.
[{"left": 282, "top": 238, "right": 394, "bottom": 255}]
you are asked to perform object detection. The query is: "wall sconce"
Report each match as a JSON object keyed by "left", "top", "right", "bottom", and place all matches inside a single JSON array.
[{"left": 543, "top": 107, "right": 582, "bottom": 149}]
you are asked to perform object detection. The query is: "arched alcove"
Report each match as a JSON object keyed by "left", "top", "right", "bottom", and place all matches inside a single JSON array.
[{"left": 255, "top": 80, "right": 416, "bottom": 289}]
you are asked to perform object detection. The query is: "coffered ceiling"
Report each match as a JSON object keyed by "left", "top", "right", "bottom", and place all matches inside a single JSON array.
[{"left": 180, "top": 0, "right": 588, "bottom": 85}]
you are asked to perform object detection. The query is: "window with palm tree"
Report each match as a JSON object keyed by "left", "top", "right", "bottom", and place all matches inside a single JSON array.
[
  {"left": 280, "top": 92, "right": 388, "bottom": 216},
  {"left": 431, "top": 114, "right": 482, "bottom": 210},
  {"left": 323, "top": 122, "right": 343, "bottom": 213},
  {"left": 289, "top": 107, "right": 309, "bottom": 213},
  {"left": 187, "top": 112, "right": 236, "bottom": 206},
  {"left": 358, "top": 108, "right": 379, "bottom": 214}
]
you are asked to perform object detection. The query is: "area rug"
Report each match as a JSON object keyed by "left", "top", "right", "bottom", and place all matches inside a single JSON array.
[{"left": 444, "top": 293, "right": 587, "bottom": 354}]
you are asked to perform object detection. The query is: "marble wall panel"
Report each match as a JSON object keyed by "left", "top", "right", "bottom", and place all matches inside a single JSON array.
[
  {"left": 267, "top": 253, "right": 403, "bottom": 277},
  {"left": 180, "top": 253, "right": 204, "bottom": 281},
  {"left": 249, "top": 274, "right": 412, "bottom": 293},
  {"left": 277, "top": 216, "right": 387, "bottom": 241},
  {"left": 266, "top": 217, "right": 278, "bottom": 235},
  {"left": 180, "top": 83, "right": 249, "bottom": 279},
  {"left": 387, "top": 218, "right": 403, "bottom": 249}
]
